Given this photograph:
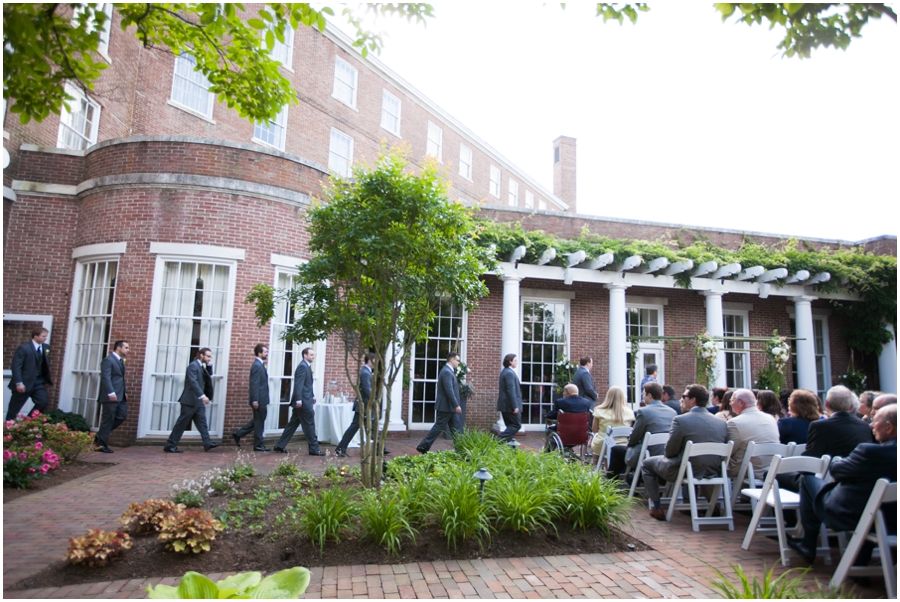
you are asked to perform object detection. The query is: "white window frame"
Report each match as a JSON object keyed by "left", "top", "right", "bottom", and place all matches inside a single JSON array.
[
  {"left": 519, "top": 295, "right": 571, "bottom": 430},
  {"left": 57, "top": 83, "right": 102, "bottom": 150},
  {"left": 332, "top": 56, "right": 358, "bottom": 109},
  {"left": 380, "top": 89, "right": 401, "bottom": 136},
  {"left": 788, "top": 310, "right": 832, "bottom": 399},
  {"left": 723, "top": 310, "right": 751, "bottom": 389},
  {"left": 489, "top": 165, "right": 501, "bottom": 198},
  {"left": 73, "top": 3, "right": 113, "bottom": 59},
  {"left": 170, "top": 53, "right": 215, "bottom": 119},
  {"left": 538, "top": 199, "right": 547, "bottom": 210},
  {"left": 252, "top": 106, "right": 288, "bottom": 151},
  {"left": 267, "top": 19, "right": 294, "bottom": 70},
  {"left": 508, "top": 179, "right": 519, "bottom": 207},
  {"left": 328, "top": 127, "right": 354, "bottom": 177},
  {"left": 625, "top": 302, "right": 665, "bottom": 408},
  {"left": 426, "top": 121, "right": 443, "bottom": 162},
  {"left": 525, "top": 190, "right": 534, "bottom": 209},
  {"left": 458, "top": 144, "right": 473, "bottom": 180}
]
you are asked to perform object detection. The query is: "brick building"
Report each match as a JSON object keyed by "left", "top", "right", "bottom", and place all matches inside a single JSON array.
[{"left": 3, "top": 6, "right": 896, "bottom": 445}]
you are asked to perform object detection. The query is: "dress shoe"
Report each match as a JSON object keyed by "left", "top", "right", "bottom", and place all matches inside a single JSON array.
[
  {"left": 309, "top": 450, "right": 325, "bottom": 456},
  {"left": 231, "top": 432, "right": 241, "bottom": 447},
  {"left": 649, "top": 508, "right": 667, "bottom": 521},
  {"left": 785, "top": 535, "right": 816, "bottom": 564},
  {"left": 416, "top": 445, "right": 428, "bottom": 454},
  {"left": 96, "top": 446, "right": 114, "bottom": 454},
  {"left": 383, "top": 449, "right": 392, "bottom": 455},
  {"left": 163, "top": 447, "right": 183, "bottom": 453},
  {"left": 273, "top": 447, "right": 287, "bottom": 453},
  {"left": 253, "top": 445, "right": 271, "bottom": 452},
  {"left": 334, "top": 448, "right": 348, "bottom": 458},
  {"left": 204, "top": 442, "right": 221, "bottom": 452}
]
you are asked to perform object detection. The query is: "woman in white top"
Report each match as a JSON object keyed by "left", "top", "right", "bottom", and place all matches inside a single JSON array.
[{"left": 590, "top": 386, "right": 635, "bottom": 463}]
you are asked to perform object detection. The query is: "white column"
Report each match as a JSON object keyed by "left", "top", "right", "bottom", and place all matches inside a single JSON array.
[
  {"left": 878, "top": 324, "right": 897, "bottom": 394},
  {"left": 607, "top": 283, "right": 629, "bottom": 390},
  {"left": 793, "top": 296, "right": 818, "bottom": 392},
  {"left": 386, "top": 334, "right": 406, "bottom": 431},
  {"left": 703, "top": 291, "right": 727, "bottom": 388},
  {"left": 495, "top": 274, "right": 524, "bottom": 433}
]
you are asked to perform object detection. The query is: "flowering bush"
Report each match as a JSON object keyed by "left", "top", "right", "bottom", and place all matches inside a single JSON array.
[
  {"left": 3, "top": 411, "right": 93, "bottom": 463},
  {"left": 756, "top": 331, "right": 789, "bottom": 394},
  {"left": 693, "top": 331, "right": 718, "bottom": 388},
  {"left": 3, "top": 435, "right": 61, "bottom": 489}
]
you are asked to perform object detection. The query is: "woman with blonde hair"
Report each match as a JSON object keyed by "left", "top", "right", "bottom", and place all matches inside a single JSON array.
[{"left": 590, "top": 386, "right": 635, "bottom": 464}]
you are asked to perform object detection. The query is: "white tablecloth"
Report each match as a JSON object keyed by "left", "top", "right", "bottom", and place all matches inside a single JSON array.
[{"left": 314, "top": 402, "right": 359, "bottom": 447}]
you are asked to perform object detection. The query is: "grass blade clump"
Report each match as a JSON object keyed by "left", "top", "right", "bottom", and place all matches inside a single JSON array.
[
  {"left": 297, "top": 488, "right": 357, "bottom": 554},
  {"left": 429, "top": 466, "right": 492, "bottom": 550},
  {"left": 556, "top": 465, "right": 634, "bottom": 534},
  {"left": 359, "top": 489, "right": 417, "bottom": 556},
  {"left": 486, "top": 474, "right": 559, "bottom": 534}
]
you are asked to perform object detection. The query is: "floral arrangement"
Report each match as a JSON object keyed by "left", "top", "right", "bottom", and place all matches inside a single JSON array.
[
  {"left": 839, "top": 367, "right": 867, "bottom": 394},
  {"left": 455, "top": 361, "right": 475, "bottom": 397},
  {"left": 755, "top": 331, "right": 789, "bottom": 394},
  {"left": 553, "top": 357, "right": 578, "bottom": 393},
  {"left": 692, "top": 331, "right": 718, "bottom": 388}
]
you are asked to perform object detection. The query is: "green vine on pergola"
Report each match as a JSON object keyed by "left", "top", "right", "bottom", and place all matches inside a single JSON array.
[{"left": 475, "top": 219, "right": 897, "bottom": 357}]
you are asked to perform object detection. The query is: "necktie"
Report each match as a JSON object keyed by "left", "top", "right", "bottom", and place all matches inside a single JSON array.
[{"left": 119, "top": 358, "right": 125, "bottom": 373}]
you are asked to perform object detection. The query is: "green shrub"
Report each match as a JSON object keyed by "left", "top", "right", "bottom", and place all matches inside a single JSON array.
[
  {"left": 384, "top": 449, "right": 460, "bottom": 482},
  {"left": 390, "top": 473, "right": 432, "bottom": 528},
  {"left": 709, "top": 564, "right": 853, "bottom": 598},
  {"left": 158, "top": 508, "right": 223, "bottom": 554},
  {"left": 271, "top": 458, "right": 300, "bottom": 478},
  {"left": 171, "top": 478, "right": 207, "bottom": 508},
  {"left": 229, "top": 451, "right": 256, "bottom": 482},
  {"left": 44, "top": 409, "right": 91, "bottom": 432},
  {"left": 3, "top": 450, "right": 48, "bottom": 489},
  {"left": 64, "top": 529, "right": 133, "bottom": 566},
  {"left": 453, "top": 429, "right": 505, "bottom": 464},
  {"left": 555, "top": 466, "right": 633, "bottom": 534},
  {"left": 297, "top": 488, "right": 358, "bottom": 553},
  {"left": 429, "top": 467, "right": 492, "bottom": 550},
  {"left": 359, "top": 490, "right": 417, "bottom": 556},
  {"left": 147, "top": 567, "right": 311, "bottom": 599},
  {"left": 486, "top": 474, "right": 559, "bottom": 534},
  {"left": 3, "top": 412, "right": 92, "bottom": 463}
]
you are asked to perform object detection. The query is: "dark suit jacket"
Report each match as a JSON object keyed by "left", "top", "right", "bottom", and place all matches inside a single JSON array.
[
  {"left": 97, "top": 353, "right": 126, "bottom": 403},
  {"left": 178, "top": 360, "right": 207, "bottom": 407},
  {"left": 202, "top": 364, "right": 214, "bottom": 401},
  {"left": 804, "top": 412, "right": 874, "bottom": 459},
  {"left": 496, "top": 367, "right": 522, "bottom": 413},
  {"left": 8, "top": 342, "right": 52, "bottom": 390},
  {"left": 661, "top": 406, "right": 728, "bottom": 477},
  {"left": 778, "top": 416, "right": 813, "bottom": 445},
  {"left": 663, "top": 399, "right": 682, "bottom": 415},
  {"left": 352, "top": 365, "right": 373, "bottom": 412},
  {"left": 546, "top": 394, "right": 592, "bottom": 420},
  {"left": 291, "top": 360, "right": 315, "bottom": 406},
  {"left": 572, "top": 367, "right": 597, "bottom": 403},
  {"left": 820, "top": 438, "right": 897, "bottom": 532},
  {"left": 626, "top": 400, "right": 677, "bottom": 462},
  {"left": 248, "top": 359, "right": 269, "bottom": 406},
  {"left": 435, "top": 364, "right": 460, "bottom": 413}
]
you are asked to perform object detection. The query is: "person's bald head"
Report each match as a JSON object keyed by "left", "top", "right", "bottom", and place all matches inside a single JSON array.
[
  {"left": 873, "top": 394, "right": 897, "bottom": 412},
  {"left": 563, "top": 383, "right": 579, "bottom": 397},
  {"left": 730, "top": 389, "right": 757, "bottom": 416}
]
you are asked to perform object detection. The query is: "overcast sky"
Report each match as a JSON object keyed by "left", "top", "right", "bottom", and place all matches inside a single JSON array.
[{"left": 335, "top": 4, "right": 897, "bottom": 243}]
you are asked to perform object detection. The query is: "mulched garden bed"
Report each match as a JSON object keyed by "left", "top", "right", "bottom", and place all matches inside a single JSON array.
[
  {"left": 10, "top": 467, "right": 650, "bottom": 591},
  {"left": 3, "top": 460, "right": 115, "bottom": 504}
]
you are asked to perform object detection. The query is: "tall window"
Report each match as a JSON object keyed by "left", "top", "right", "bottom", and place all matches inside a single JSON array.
[
  {"left": 489, "top": 165, "right": 501, "bottom": 198},
  {"left": 57, "top": 84, "right": 101, "bottom": 150},
  {"left": 332, "top": 57, "right": 358, "bottom": 108},
  {"left": 267, "top": 20, "right": 294, "bottom": 67},
  {"left": 426, "top": 121, "right": 443, "bottom": 162},
  {"left": 252, "top": 107, "right": 287, "bottom": 151},
  {"left": 170, "top": 53, "right": 214, "bottom": 118},
  {"left": 66, "top": 260, "right": 118, "bottom": 429},
  {"left": 73, "top": 3, "right": 113, "bottom": 56},
  {"left": 723, "top": 312, "right": 750, "bottom": 388},
  {"left": 790, "top": 316, "right": 832, "bottom": 399},
  {"left": 459, "top": 144, "right": 473, "bottom": 180},
  {"left": 143, "top": 261, "right": 233, "bottom": 436},
  {"left": 328, "top": 128, "right": 354, "bottom": 177},
  {"left": 525, "top": 191, "right": 534, "bottom": 209},
  {"left": 410, "top": 301, "right": 465, "bottom": 427},
  {"left": 508, "top": 179, "right": 519, "bottom": 207},
  {"left": 625, "top": 305, "right": 663, "bottom": 406},
  {"left": 380, "top": 90, "right": 401, "bottom": 136},
  {"left": 520, "top": 300, "right": 568, "bottom": 425}
]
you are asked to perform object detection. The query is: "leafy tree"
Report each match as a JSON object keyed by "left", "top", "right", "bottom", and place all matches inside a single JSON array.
[
  {"left": 247, "top": 147, "right": 496, "bottom": 488},
  {"left": 3, "top": 3, "right": 434, "bottom": 124}
]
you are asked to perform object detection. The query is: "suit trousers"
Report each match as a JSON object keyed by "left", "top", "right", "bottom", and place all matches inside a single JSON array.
[
  {"left": 642, "top": 456, "right": 716, "bottom": 509},
  {"left": 96, "top": 400, "right": 128, "bottom": 447},
  {"left": 276, "top": 403, "right": 319, "bottom": 452},
  {"left": 166, "top": 403, "right": 213, "bottom": 448},
  {"left": 6, "top": 385, "right": 49, "bottom": 421},
  {"left": 498, "top": 411, "right": 521, "bottom": 441},
  {"left": 336, "top": 409, "right": 386, "bottom": 452},
  {"left": 606, "top": 445, "right": 628, "bottom": 479},
  {"left": 234, "top": 404, "right": 267, "bottom": 448},
  {"left": 418, "top": 410, "right": 461, "bottom": 451}
]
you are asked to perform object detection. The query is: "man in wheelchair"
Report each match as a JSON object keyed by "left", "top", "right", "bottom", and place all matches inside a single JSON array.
[{"left": 544, "top": 384, "right": 592, "bottom": 456}]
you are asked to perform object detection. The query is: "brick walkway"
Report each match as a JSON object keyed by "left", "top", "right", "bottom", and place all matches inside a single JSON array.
[{"left": 3, "top": 435, "right": 888, "bottom": 599}]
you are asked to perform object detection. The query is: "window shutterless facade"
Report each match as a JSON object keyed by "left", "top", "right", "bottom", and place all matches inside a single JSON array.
[
  {"left": 489, "top": 165, "right": 501, "bottom": 198},
  {"left": 525, "top": 190, "right": 534, "bottom": 209},
  {"left": 57, "top": 83, "right": 101, "bottom": 150},
  {"left": 409, "top": 300, "right": 465, "bottom": 428},
  {"left": 508, "top": 179, "right": 519, "bottom": 207},
  {"left": 459, "top": 144, "right": 473, "bottom": 180},
  {"left": 252, "top": 106, "right": 287, "bottom": 151},
  {"left": 328, "top": 128, "right": 354, "bottom": 177},
  {"left": 267, "top": 21, "right": 294, "bottom": 68},
  {"left": 625, "top": 305, "right": 664, "bottom": 406},
  {"left": 332, "top": 56, "right": 358, "bottom": 108},
  {"left": 426, "top": 121, "right": 443, "bottom": 162},
  {"left": 520, "top": 299, "right": 569, "bottom": 426},
  {"left": 170, "top": 53, "right": 214, "bottom": 118},
  {"left": 789, "top": 315, "right": 832, "bottom": 399},
  {"left": 723, "top": 311, "right": 750, "bottom": 389},
  {"left": 380, "top": 89, "right": 401, "bottom": 136}
]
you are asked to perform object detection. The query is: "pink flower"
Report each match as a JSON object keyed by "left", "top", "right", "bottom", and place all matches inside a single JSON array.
[
  {"left": 19, "top": 452, "right": 27, "bottom": 461},
  {"left": 4, "top": 435, "right": 12, "bottom": 440},
  {"left": 28, "top": 468, "right": 35, "bottom": 473},
  {"left": 34, "top": 442, "right": 43, "bottom": 450},
  {"left": 5, "top": 420, "right": 14, "bottom": 428},
  {"left": 3, "top": 450, "right": 12, "bottom": 461},
  {"left": 35, "top": 434, "right": 41, "bottom": 439},
  {"left": 40, "top": 464, "right": 50, "bottom": 473}
]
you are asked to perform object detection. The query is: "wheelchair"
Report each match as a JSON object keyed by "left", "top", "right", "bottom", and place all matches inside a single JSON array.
[{"left": 542, "top": 409, "right": 593, "bottom": 464}]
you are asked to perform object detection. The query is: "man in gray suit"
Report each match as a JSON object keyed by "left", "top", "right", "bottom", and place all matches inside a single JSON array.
[
  {"left": 417, "top": 352, "right": 463, "bottom": 453},
  {"left": 496, "top": 353, "right": 522, "bottom": 443},
  {"left": 572, "top": 357, "right": 598, "bottom": 407},
  {"left": 335, "top": 352, "right": 391, "bottom": 457},
  {"left": 232, "top": 344, "right": 270, "bottom": 451},
  {"left": 642, "top": 384, "right": 728, "bottom": 520},
  {"left": 726, "top": 389, "right": 779, "bottom": 477},
  {"left": 164, "top": 348, "right": 221, "bottom": 453},
  {"left": 6, "top": 327, "right": 53, "bottom": 420},
  {"left": 606, "top": 382, "right": 677, "bottom": 480},
  {"left": 95, "top": 340, "right": 130, "bottom": 453},
  {"left": 275, "top": 347, "right": 324, "bottom": 455}
]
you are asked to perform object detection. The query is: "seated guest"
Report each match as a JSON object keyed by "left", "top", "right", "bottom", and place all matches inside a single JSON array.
[
  {"left": 709, "top": 387, "right": 728, "bottom": 415},
  {"left": 778, "top": 389, "right": 821, "bottom": 445},
  {"left": 662, "top": 385, "right": 682, "bottom": 415},
  {"left": 545, "top": 383, "right": 592, "bottom": 431},
  {"left": 590, "top": 386, "right": 635, "bottom": 463},
  {"left": 858, "top": 390, "right": 882, "bottom": 423},
  {"left": 642, "top": 384, "right": 728, "bottom": 520},
  {"left": 715, "top": 390, "right": 735, "bottom": 421},
  {"left": 757, "top": 390, "right": 784, "bottom": 420},
  {"left": 804, "top": 385, "right": 874, "bottom": 459},
  {"left": 778, "top": 388, "right": 793, "bottom": 418},
  {"left": 873, "top": 393, "right": 897, "bottom": 413},
  {"left": 726, "top": 389, "right": 780, "bottom": 478},
  {"left": 606, "top": 382, "right": 676, "bottom": 480},
  {"left": 787, "top": 404, "right": 897, "bottom": 564}
]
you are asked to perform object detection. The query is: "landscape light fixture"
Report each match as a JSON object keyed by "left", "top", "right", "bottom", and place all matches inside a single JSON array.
[{"left": 472, "top": 467, "right": 493, "bottom": 498}]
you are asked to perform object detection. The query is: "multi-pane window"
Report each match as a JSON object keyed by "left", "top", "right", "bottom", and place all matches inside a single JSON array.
[
  {"left": 538, "top": 199, "right": 547, "bottom": 210},
  {"left": 410, "top": 300, "right": 465, "bottom": 426},
  {"left": 625, "top": 306, "right": 663, "bottom": 405},
  {"left": 265, "top": 270, "right": 306, "bottom": 432},
  {"left": 626, "top": 307, "right": 660, "bottom": 338},
  {"left": 73, "top": 3, "right": 113, "bottom": 56},
  {"left": 332, "top": 57, "right": 358, "bottom": 108},
  {"left": 489, "top": 165, "right": 501, "bottom": 198},
  {"left": 723, "top": 312, "right": 750, "bottom": 388},
  {"left": 459, "top": 144, "right": 473, "bottom": 180},
  {"left": 426, "top": 121, "right": 442, "bottom": 162},
  {"left": 525, "top": 191, "right": 534, "bottom": 209},
  {"left": 66, "top": 260, "right": 118, "bottom": 429},
  {"left": 171, "top": 53, "right": 214, "bottom": 117},
  {"left": 380, "top": 90, "right": 401, "bottom": 136},
  {"left": 144, "top": 261, "right": 232, "bottom": 436},
  {"left": 508, "top": 179, "right": 519, "bottom": 207},
  {"left": 267, "top": 20, "right": 294, "bottom": 67},
  {"left": 252, "top": 107, "right": 287, "bottom": 151},
  {"left": 790, "top": 317, "right": 831, "bottom": 399},
  {"left": 520, "top": 300, "right": 568, "bottom": 425},
  {"left": 57, "top": 83, "right": 101, "bottom": 150},
  {"left": 328, "top": 128, "right": 354, "bottom": 177}
]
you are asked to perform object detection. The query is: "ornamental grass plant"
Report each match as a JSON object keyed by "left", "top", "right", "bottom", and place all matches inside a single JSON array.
[
  {"left": 359, "top": 489, "right": 418, "bottom": 556},
  {"left": 297, "top": 487, "right": 358, "bottom": 554}
]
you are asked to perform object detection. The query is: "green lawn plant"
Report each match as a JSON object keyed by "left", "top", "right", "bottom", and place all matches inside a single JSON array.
[
  {"left": 429, "top": 466, "right": 492, "bottom": 551},
  {"left": 389, "top": 472, "right": 433, "bottom": 529},
  {"left": 297, "top": 487, "right": 358, "bottom": 554},
  {"left": 271, "top": 457, "right": 301, "bottom": 478},
  {"left": 147, "top": 567, "right": 311, "bottom": 599},
  {"left": 709, "top": 563, "right": 854, "bottom": 598},
  {"left": 359, "top": 489, "right": 418, "bottom": 556},
  {"left": 485, "top": 474, "right": 559, "bottom": 534},
  {"left": 556, "top": 464, "right": 634, "bottom": 534}
]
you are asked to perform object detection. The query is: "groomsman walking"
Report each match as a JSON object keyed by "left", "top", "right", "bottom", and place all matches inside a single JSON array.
[
  {"left": 95, "top": 340, "right": 130, "bottom": 453},
  {"left": 164, "top": 348, "right": 221, "bottom": 453},
  {"left": 233, "top": 344, "right": 270, "bottom": 451}
]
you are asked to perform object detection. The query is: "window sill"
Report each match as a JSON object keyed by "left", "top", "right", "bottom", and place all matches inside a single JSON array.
[
  {"left": 331, "top": 95, "right": 359, "bottom": 112},
  {"left": 380, "top": 125, "right": 401, "bottom": 138},
  {"left": 167, "top": 100, "right": 216, "bottom": 124},
  {"left": 251, "top": 136, "right": 285, "bottom": 153}
]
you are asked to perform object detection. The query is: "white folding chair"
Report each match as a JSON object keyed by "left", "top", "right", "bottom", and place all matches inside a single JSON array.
[
  {"left": 663, "top": 440, "right": 735, "bottom": 531},
  {"left": 730, "top": 441, "right": 794, "bottom": 511},
  {"left": 627, "top": 431, "right": 670, "bottom": 500},
  {"left": 829, "top": 479, "right": 897, "bottom": 597},
  {"left": 741, "top": 454, "right": 832, "bottom": 567},
  {"left": 790, "top": 443, "right": 806, "bottom": 456},
  {"left": 594, "top": 425, "right": 633, "bottom": 474}
]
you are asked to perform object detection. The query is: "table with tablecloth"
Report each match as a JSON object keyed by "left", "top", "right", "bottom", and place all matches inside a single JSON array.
[{"left": 313, "top": 402, "right": 359, "bottom": 447}]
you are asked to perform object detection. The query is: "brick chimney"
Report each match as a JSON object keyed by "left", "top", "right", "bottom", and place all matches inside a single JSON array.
[{"left": 553, "top": 136, "right": 576, "bottom": 213}]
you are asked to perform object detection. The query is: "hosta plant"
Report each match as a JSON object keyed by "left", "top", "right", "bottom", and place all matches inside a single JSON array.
[
  {"left": 120, "top": 499, "right": 186, "bottom": 535},
  {"left": 63, "top": 529, "right": 133, "bottom": 566},
  {"left": 158, "top": 508, "right": 224, "bottom": 554},
  {"left": 147, "top": 567, "right": 311, "bottom": 599}
]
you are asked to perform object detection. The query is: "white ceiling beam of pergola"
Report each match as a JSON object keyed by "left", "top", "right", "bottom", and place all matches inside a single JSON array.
[
  {"left": 735, "top": 265, "right": 765, "bottom": 281},
  {"left": 566, "top": 250, "right": 586, "bottom": 267},
  {"left": 638, "top": 257, "right": 670, "bottom": 274},
  {"left": 537, "top": 248, "right": 557, "bottom": 266},
  {"left": 509, "top": 245, "right": 526, "bottom": 264},
  {"left": 785, "top": 270, "right": 810, "bottom": 284},
  {"left": 690, "top": 261, "right": 718, "bottom": 277},
  {"left": 613, "top": 255, "right": 642, "bottom": 272},
  {"left": 663, "top": 260, "right": 694, "bottom": 276},
  {"left": 807, "top": 272, "right": 831, "bottom": 285},
  {"left": 711, "top": 262, "right": 742, "bottom": 279},
  {"left": 756, "top": 268, "right": 788, "bottom": 283},
  {"left": 588, "top": 253, "right": 614, "bottom": 270}
]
